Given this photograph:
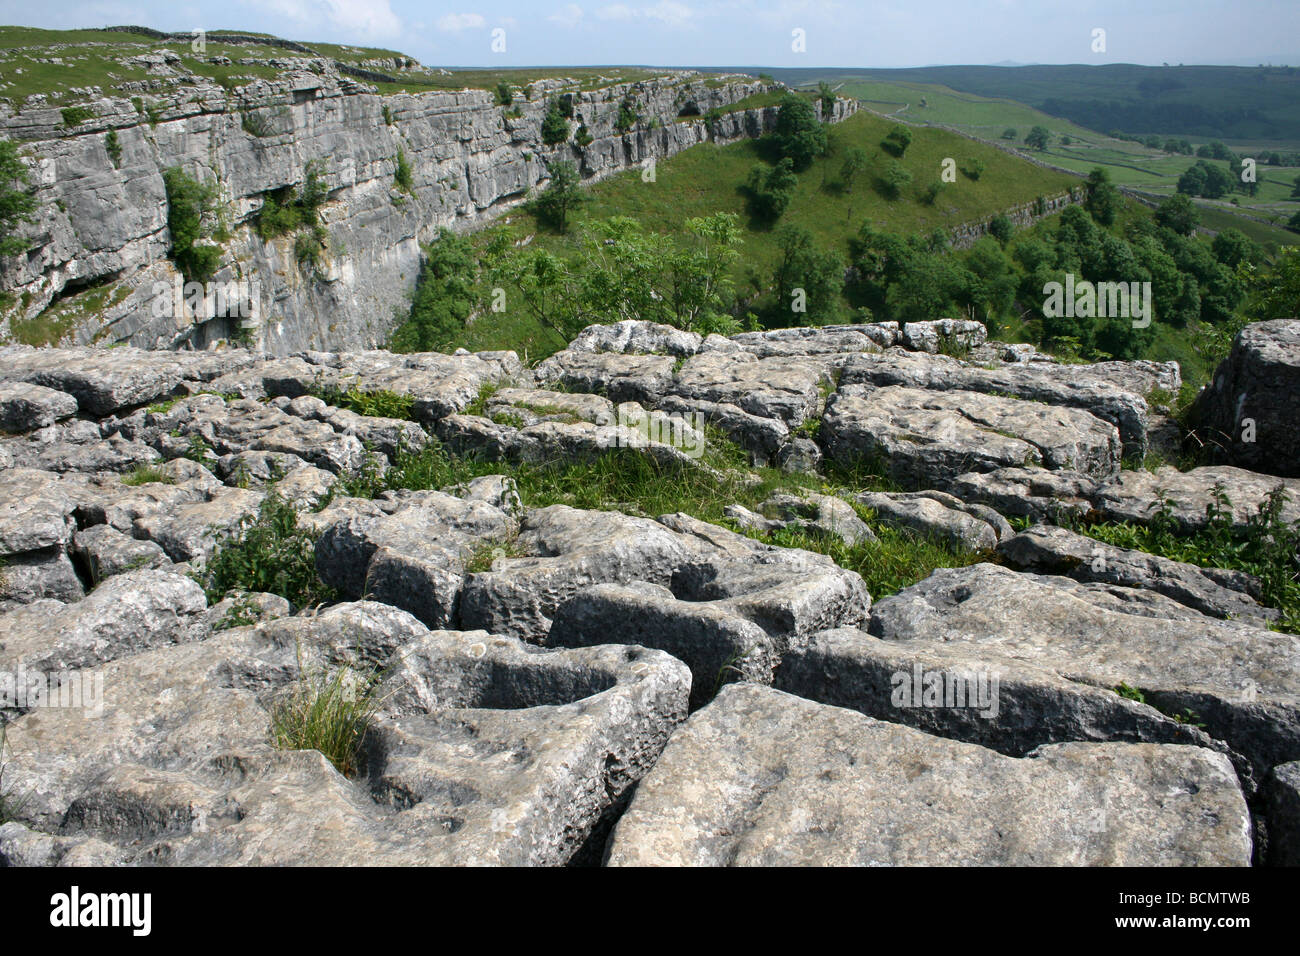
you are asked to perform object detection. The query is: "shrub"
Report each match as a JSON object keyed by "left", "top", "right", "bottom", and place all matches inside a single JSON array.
[
  {"left": 0, "top": 139, "right": 37, "bottom": 258},
  {"left": 541, "top": 100, "right": 570, "bottom": 145},
  {"left": 393, "top": 149, "right": 413, "bottom": 194},
  {"left": 574, "top": 123, "right": 593, "bottom": 147},
  {"left": 60, "top": 105, "right": 94, "bottom": 128},
  {"left": 960, "top": 158, "right": 986, "bottom": 181},
  {"left": 494, "top": 81, "right": 512, "bottom": 107},
  {"left": 310, "top": 381, "right": 415, "bottom": 420},
  {"left": 881, "top": 124, "right": 912, "bottom": 157},
  {"left": 615, "top": 98, "right": 639, "bottom": 133},
  {"left": 162, "top": 166, "right": 221, "bottom": 284},
  {"left": 241, "top": 110, "right": 275, "bottom": 137},
  {"left": 121, "top": 464, "right": 175, "bottom": 486},
  {"left": 197, "top": 491, "right": 336, "bottom": 611},
  {"left": 745, "top": 158, "right": 798, "bottom": 222},
  {"left": 105, "top": 129, "right": 122, "bottom": 168},
  {"left": 879, "top": 160, "right": 913, "bottom": 199}
]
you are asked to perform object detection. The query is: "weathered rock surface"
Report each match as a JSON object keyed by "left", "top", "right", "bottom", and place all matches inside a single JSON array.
[
  {"left": 823, "top": 384, "right": 1122, "bottom": 488},
  {"left": 1265, "top": 761, "right": 1300, "bottom": 865},
  {"left": 1, "top": 602, "right": 690, "bottom": 866},
  {"left": 605, "top": 684, "right": 1252, "bottom": 866},
  {"left": 997, "top": 524, "right": 1276, "bottom": 625},
  {"left": 854, "top": 490, "right": 1009, "bottom": 550},
  {"left": 0, "top": 381, "right": 78, "bottom": 432},
  {"left": 868, "top": 563, "right": 1300, "bottom": 776},
  {"left": 1192, "top": 319, "right": 1300, "bottom": 477}
]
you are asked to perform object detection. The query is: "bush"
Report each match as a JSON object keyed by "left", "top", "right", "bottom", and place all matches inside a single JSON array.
[
  {"left": 541, "top": 100, "right": 570, "bottom": 145},
  {"left": 533, "top": 159, "right": 585, "bottom": 233},
  {"left": 198, "top": 491, "right": 336, "bottom": 611},
  {"left": 0, "top": 139, "right": 37, "bottom": 258},
  {"left": 988, "top": 214, "right": 1014, "bottom": 244},
  {"left": 574, "top": 123, "right": 593, "bottom": 147},
  {"left": 393, "top": 149, "right": 413, "bottom": 194},
  {"left": 105, "top": 129, "right": 122, "bottom": 168},
  {"left": 615, "top": 98, "right": 639, "bottom": 133},
  {"left": 771, "top": 95, "right": 827, "bottom": 171},
  {"left": 879, "top": 160, "right": 913, "bottom": 199},
  {"left": 162, "top": 166, "right": 221, "bottom": 284},
  {"left": 241, "top": 110, "right": 275, "bottom": 137},
  {"left": 494, "top": 81, "right": 512, "bottom": 107},
  {"left": 881, "top": 124, "right": 912, "bottom": 157},
  {"left": 60, "top": 105, "right": 94, "bottom": 128},
  {"left": 745, "top": 158, "right": 799, "bottom": 222}
]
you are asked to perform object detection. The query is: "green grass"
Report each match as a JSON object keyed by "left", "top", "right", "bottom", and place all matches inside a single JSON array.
[
  {"left": 121, "top": 464, "right": 175, "bottom": 486},
  {"left": 1080, "top": 486, "right": 1300, "bottom": 634},
  {"left": 308, "top": 381, "right": 415, "bottom": 420},
  {"left": 7, "top": 279, "right": 132, "bottom": 346},
  {"left": 271, "top": 663, "right": 379, "bottom": 778}
]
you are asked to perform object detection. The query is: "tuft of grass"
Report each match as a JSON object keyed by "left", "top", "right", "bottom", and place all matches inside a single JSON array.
[
  {"left": 270, "top": 663, "right": 379, "bottom": 778},
  {"left": 121, "top": 464, "right": 175, "bottom": 486},
  {"left": 0, "top": 724, "right": 28, "bottom": 825},
  {"left": 309, "top": 380, "right": 415, "bottom": 420},
  {"left": 214, "top": 594, "right": 262, "bottom": 631},
  {"left": 198, "top": 491, "right": 336, "bottom": 611}
]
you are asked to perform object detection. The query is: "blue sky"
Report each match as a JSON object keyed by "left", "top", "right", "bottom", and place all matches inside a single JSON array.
[{"left": 1, "top": 1, "right": 1296, "bottom": 67}]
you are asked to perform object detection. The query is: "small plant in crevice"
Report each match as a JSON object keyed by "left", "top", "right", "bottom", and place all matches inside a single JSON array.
[
  {"left": 197, "top": 490, "right": 336, "bottom": 611},
  {"left": 121, "top": 464, "right": 175, "bottom": 486},
  {"left": 393, "top": 149, "right": 414, "bottom": 195},
  {"left": 104, "top": 129, "right": 122, "bottom": 168},
  {"left": 162, "top": 166, "right": 222, "bottom": 284},
  {"left": 214, "top": 593, "right": 262, "bottom": 631},
  {"left": 270, "top": 659, "right": 379, "bottom": 779}
]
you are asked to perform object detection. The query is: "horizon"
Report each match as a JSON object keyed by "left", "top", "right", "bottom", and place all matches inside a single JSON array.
[{"left": 0, "top": 1, "right": 1295, "bottom": 69}]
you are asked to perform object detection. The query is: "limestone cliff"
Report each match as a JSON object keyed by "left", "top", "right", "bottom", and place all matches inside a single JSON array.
[{"left": 0, "top": 68, "right": 856, "bottom": 353}]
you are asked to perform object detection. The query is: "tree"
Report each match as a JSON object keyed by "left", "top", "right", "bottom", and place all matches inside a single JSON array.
[
  {"left": 839, "top": 147, "right": 868, "bottom": 194},
  {"left": 390, "top": 228, "right": 477, "bottom": 352},
  {"left": 162, "top": 166, "right": 220, "bottom": 283},
  {"left": 879, "top": 159, "right": 912, "bottom": 199},
  {"left": 772, "top": 95, "right": 827, "bottom": 171},
  {"left": 494, "top": 81, "right": 512, "bottom": 107},
  {"left": 541, "top": 100, "right": 570, "bottom": 145},
  {"left": 0, "top": 139, "right": 36, "bottom": 258},
  {"left": 1001, "top": 128, "right": 1018, "bottom": 140},
  {"left": 1083, "top": 167, "right": 1119, "bottom": 226},
  {"left": 817, "top": 81, "right": 836, "bottom": 118},
  {"left": 1291, "top": 174, "right": 1300, "bottom": 199},
  {"left": 1025, "top": 126, "right": 1051, "bottom": 150},
  {"left": 745, "top": 158, "right": 799, "bottom": 222},
  {"left": 987, "top": 214, "right": 1014, "bottom": 245},
  {"left": 1211, "top": 228, "right": 1263, "bottom": 269},
  {"left": 880, "top": 124, "right": 912, "bottom": 157},
  {"left": 1177, "top": 163, "right": 1208, "bottom": 197},
  {"left": 534, "top": 159, "right": 585, "bottom": 233},
  {"left": 1156, "top": 193, "right": 1200, "bottom": 237},
  {"left": 771, "top": 225, "right": 844, "bottom": 325}
]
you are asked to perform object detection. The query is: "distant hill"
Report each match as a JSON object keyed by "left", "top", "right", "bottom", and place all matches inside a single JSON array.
[{"left": 757, "top": 64, "right": 1300, "bottom": 141}]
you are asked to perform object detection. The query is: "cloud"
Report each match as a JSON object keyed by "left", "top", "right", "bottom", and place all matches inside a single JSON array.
[
  {"left": 436, "top": 13, "right": 486, "bottom": 32},
  {"left": 549, "top": 4, "right": 585, "bottom": 29},
  {"left": 247, "top": 0, "right": 402, "bottom": 39},
  {"left": 595, "top": 2, "right": 695, "bottom": 28}
]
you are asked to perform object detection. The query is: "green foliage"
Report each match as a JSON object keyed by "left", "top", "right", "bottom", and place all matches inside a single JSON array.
[
  {"left": 839, "top": 146, "right": 868, "bottom": 194},
  {"left": 271, "top": 663, "right": 378, "bottom": 778},
  {"left": 388, "top": 227, "right": 478, "bottom": 353},
  {"left": 198, "top": 491, "right": 335, "bottom": 611},
  {"left": 1177, "top": 160, "right": 1233, "bottom": 199},
  {"left": 614, "top": 97, "right": 639, "bottom": 133},
  {"left": 574, "top": 123, "right": 593, "bottom": 147},
  {"left": 1154, "top": 192, "right": 1199, "bottom": 235},
  {"left": 1083, "top": 167, "right": 1119, "bottom": 226},
  {"left": 745, "top": 157, "right": 799, "bottom": 222},
  {"left": 878, "top": 159, "right": 913, "bottom": 199},
  {"left": 987, "top": 213, "right": 1014, "bottom": 245},
  {"left": 1083, "top": 485, "right": 1300, "bottom": 634},
  {"left": 121, "top": 464, "right": 175, "bottom": 486},
  {"left": 533, "top": 159, "right": 585, "bottom": 234},
  {"left": 817, "top": 81, "right": 836, "bottom": 119},
  {"left": 393, "top": 149, "right": 413, "bottom": 194},
  {"left": 381, "top": 104, "right": 393, "bottom": 125},
  {"left": 60, "top": 105, "right": 93, "bottom": 127},
  {"left": 541, "top": 100, "right": 570, "bottom": 144},
  {"left": 310, "top": 380, "right": 416, "bottom": 419},
  {"left": 0, "top": 139, "right": 37, "bottom": 258},
  {"left": 880, "top": 124, "right": 912, "bottom": 158},
  {"left": 1001, "top": 128, "right": 1018, "bottom": 139},
  {"left": 104, "top": 128, "right": 122, "bottom": 168},
  {"left": 770, "top": 224, "right": 844, "bottom": 326},
  {"left": 1024, "top": 125, "right": 1051, "bottom": 150},
  {"left": 959, "top": 158, "right": 985, "bottom": 181},
  {"left": 771, "top": 94, "right": 828, "bottom": 171},
  {"left": 162, "top": 166, "right": 221, "bottom": 284},
  {"left": 494, "top": 80, "right": 512, "bottom": 107},
  {"left": 214, "top": 594, "right": 262, "bottom": 631}
]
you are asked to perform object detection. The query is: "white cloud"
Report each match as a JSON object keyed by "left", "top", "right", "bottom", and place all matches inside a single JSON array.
[
  {"left": 436, "top": 13, "right": 487, "bottom": 32},
  {"left": 595, "top": 2, "right": 695, "bottom": 28},
  {"left": 549, "top": 4, "right": 585, "bottom": 29},
  {"left": 245, "top": 0, "right": 402, "bottom": 40}
]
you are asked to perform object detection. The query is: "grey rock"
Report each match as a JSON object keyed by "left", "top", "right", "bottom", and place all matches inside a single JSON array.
[
  {"left": 0, "top": 568, "right": 207, "bottom": 679},
  {"left": 1192, "top": 319, "right": 1300, "bottom": 477},
  {"left": 73, "top": 525, "right": 171, "bottom": 586},
  {"left": 776, "top": 436, "right": 822, "bottom": 474},
  {"left": 605, "top": 684, "right": 1251, "bottom": 866},
  {"left": 946, "top": 466, "right": 1100, "bottom": 522},
  {"left": 0, "top": 547, "right": 83, "bottom": 607},
  {"left": 0, "top": 382, "right": 78, "bottom": 432},
  {"left": 567, "top": 319, "right": 701, "bottom": 356},
  {"left": 1265, "top": 761, "right": 1300, "bottom": 865},
  {"left": 1092, "top": 465, "right": 1300, "bottom": 531},
  {"left": 997, "top": 524, "right": 1277, "bottom": 625},
  {"left": 133, "top": 486, "right": 265, "bottom": 563},
  {"left": 823, "top": 385, "right": 1121, "bottom": 489},
  {"left": 855, "top": 490, "right": 1004, "bottom": 551},
  {"left": 901, "top": 318, "right": 987, "bottom": 354},
  {"left": 757, "top": 492, "right": 876, "bottom": 546},
  {"left": 867, "top": 563, "right": 1300, "bottom": 777}
]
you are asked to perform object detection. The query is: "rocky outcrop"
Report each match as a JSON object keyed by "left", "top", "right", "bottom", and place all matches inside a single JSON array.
[
  {"left": 3, "top": 318, "right": 1299, "bottom": 866},
  {"left": 0, "top": 69, "right": 855, "bottom": 353},
  {"left": 1191, "top": 319, "right": 1300, "bottom": 478}
]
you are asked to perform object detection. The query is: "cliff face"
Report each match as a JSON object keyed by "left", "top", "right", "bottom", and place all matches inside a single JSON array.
[{"left": 0, "top": 71, "right": 856, "bottom": 354}]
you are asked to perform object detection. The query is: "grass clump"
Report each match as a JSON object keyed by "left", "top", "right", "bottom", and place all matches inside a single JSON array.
[
  {"left": 60, "top": 105, "right": 94, "bottom": 127},
  {"left": 271, "top": 662, "right": 379, "bottom": 778},
  {"left": 198, "top": 491, "right": 336, "bottom": 611},
  {"left": 121, "top": 464, "right": 175, "bottom": 486},
  {"left": 0, "top": 724, "right": 27, "bottom": 825},
  {"left": 310, "top": 380, "right": 415, "bottom": 420}
]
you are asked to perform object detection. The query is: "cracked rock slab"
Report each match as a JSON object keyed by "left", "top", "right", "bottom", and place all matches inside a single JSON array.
[{"left": 604, "top": 683, "right": 1252, "bottom": 866}]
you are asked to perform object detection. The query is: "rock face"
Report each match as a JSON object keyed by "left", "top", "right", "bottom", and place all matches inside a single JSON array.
[
  {"left": 0, "top": 69, "right": 855, "bottom": 353},
  {"left": 3, "top": 319, "right": 1299, "bottom": 866},
  {"left": 1193, "top": 319, "right": 1300, "bottom": 477},
  {"left": 605, "top": 684, "right": 1252, "bottom": 866}
]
